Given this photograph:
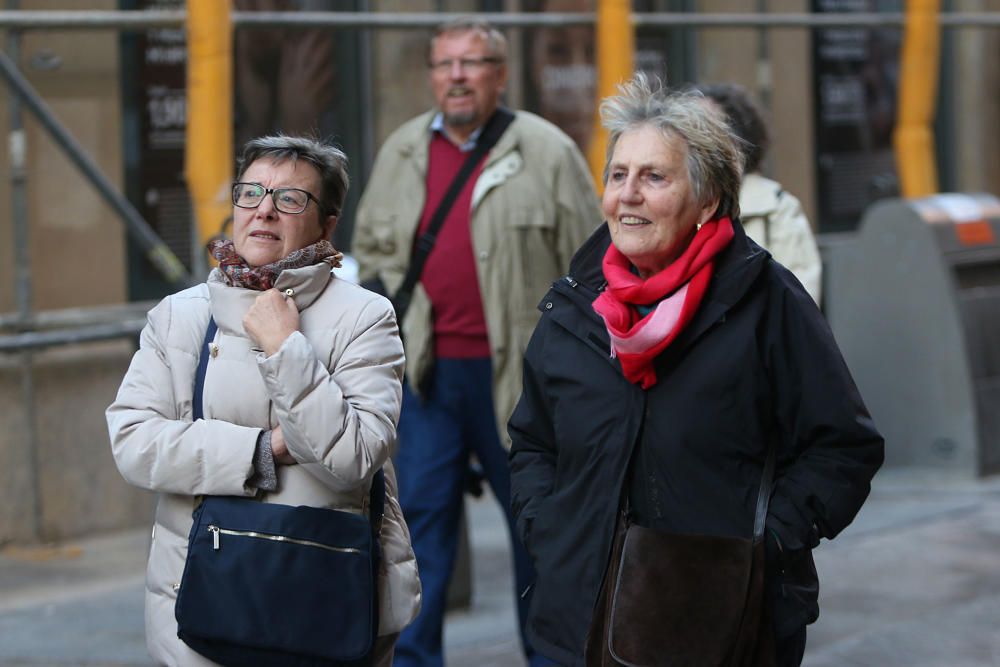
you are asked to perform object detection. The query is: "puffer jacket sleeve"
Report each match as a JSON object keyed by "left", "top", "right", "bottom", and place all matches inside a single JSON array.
[
  {"left": 764, "top": 282, "right": 884, "bottom": 552},
  {"left": 508, "top": 314, "right": 559, "bottom": 560},
  {"left": 107, "top": 296, "right": 261, "bottom": 497},
  {"left": 257, "top": 296, "right": 404, "bottom": 492}
]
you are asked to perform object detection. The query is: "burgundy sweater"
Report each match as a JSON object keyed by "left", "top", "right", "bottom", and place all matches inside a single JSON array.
[{"left": 415, "top": 132, "right": 491, "bottom": 358}]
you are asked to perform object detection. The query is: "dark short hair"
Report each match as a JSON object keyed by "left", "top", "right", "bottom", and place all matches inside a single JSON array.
[
  {"left": 236, "top": 134, "right": 349, "bottom": 217},
  {"left": 601, "top": 73, "right": 743, "bottom": 221},
  {"left": 428, "top": 17, "right": 508, "bottom": 64},
  {"left": 693, "top": 83, "right": 770, "bottom": 174}
]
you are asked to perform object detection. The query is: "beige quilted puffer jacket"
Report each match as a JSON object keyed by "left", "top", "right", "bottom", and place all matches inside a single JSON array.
[{"left": 107, "top": 261, "right": 420, "bottom": 666}]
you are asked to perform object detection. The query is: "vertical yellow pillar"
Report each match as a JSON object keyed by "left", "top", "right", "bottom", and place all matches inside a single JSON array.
[
  {"left": 893, "top": 0, "right": 940, "bottom": 197},
  {"left": 588, "top": 0, "right": 635, "bottom": 190},
  {"left": 185, "top": 0, "right": 234, "bottom": 262}
]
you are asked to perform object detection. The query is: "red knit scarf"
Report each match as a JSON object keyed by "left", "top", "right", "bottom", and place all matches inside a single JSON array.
[
  {"left": 592, "top": 217, "right": 734, "bottom": 389},
  {"left": 207, "top": 238, "right": 343, "bottom": 291}
]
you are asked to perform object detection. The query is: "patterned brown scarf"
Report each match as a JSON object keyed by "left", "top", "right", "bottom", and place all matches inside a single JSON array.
[{"left": 207, "top": 238, "right": 343, "bottom": 291}]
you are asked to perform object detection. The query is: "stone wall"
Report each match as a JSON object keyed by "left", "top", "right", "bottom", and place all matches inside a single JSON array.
[{"left": 0, "top": 341, "right": 153, "bottom": 545}]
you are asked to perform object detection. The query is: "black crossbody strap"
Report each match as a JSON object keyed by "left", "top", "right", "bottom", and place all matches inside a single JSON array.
[
  {"left": 191, "top": 317, "right": 385, "bottom": 529},
  {"left": 392, "top": 107, "right": 516, "bottom": 322},
  {"left": 192, "top": 317, "right": 218, "bottom": 422},
  {"left": 752, "top": 439, "right": 777, "bottom": 543}
]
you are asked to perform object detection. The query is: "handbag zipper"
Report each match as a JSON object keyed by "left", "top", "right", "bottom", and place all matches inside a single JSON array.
[{"left": 206, "top": 525, "right": 363, "bottom": 554}]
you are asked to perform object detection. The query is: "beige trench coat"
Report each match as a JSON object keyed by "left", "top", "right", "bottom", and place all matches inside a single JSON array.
[
  {"left": 107, "top": 262, "right": 420, "bottom": 666},
  {"left": 352, "top": 109, "right": 602, "bottom": 442}
]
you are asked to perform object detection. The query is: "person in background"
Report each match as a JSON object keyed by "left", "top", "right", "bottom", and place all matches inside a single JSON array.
[
  {"left": 108, "top": 135, "right": 420, "bottom": 667},
  {"left": 352, "top": 17, "right": 600, "bottom": 667},
  {"left": 696, "top": 82, "right": 823, "bottom": 304},
  {"left": 233, "top": 0, "right": 335, "bottom": 147},
  {"left": 509, "top": 75, "right": 882, "bottom": 666}
]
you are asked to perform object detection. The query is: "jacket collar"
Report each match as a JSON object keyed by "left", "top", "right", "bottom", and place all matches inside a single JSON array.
[
  {"left": 738, "top": 173, "right": 783, "bottom": 218},
  {"left": 567, "top": 222, "right": 614, "bottom": 292},
  {"left": 429, "top": 112, "right": 483, "bottom": 152},
  {"left": 207, "top": 262, "right": 333, "bottom": 336},
  {"left": 559, "top": 220, "right": 769, "bottom": 357},
  {"left": 394, "top": 108, "right": 520, "bottom": 173},
  {"left": 670, "top": 220, "right": 768, "bottom": 355}
]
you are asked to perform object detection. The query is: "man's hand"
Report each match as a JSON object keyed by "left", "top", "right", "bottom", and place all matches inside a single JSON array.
[
  {"left": 243, "top": 289, "right": 299, "bottom": 356},
  {"left": 270, "top": 425, "right": 296, "bottom": 465}
]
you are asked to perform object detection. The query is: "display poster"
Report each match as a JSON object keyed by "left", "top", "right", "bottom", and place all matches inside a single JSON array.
[
  {"left": 521, "top": 0, "right": 670, "bottom": 160},
  {"left": 121, "top": 0, "right": 192, "bottom": 300},
  {"left": 122, "top": 0, "right": 364, "bottom": 298},
  {"left": 812, "top": 0, "right": 902, "bottom": 232}
]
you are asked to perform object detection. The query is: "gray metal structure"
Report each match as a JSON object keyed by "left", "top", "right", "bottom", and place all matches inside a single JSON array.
[
  {"left": 828, "top": 194, "right": 1000, "bottom": 476},
  {"left": 3, "top": 9, "right": 1000, "bottom": 31},
  {"left": 3, "top": 7, "right": 1000, "bottom": 354}
]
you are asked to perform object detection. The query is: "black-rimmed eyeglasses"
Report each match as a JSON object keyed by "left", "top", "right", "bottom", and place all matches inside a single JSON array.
[
  {"left": 428, "top": 56, "right": 504, "bottom": 74},
  {"left": 232, "top": 182, "right": 322, "bottom": 215}
]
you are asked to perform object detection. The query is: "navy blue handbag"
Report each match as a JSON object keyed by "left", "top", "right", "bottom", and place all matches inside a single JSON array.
[{"left": 174, "top": 317, "right": 383, "bottom": 666}]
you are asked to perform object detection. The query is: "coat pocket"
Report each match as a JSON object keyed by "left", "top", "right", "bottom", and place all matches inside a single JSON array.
[
  {"left": 769, "top": 547, "right": 820, "bottom": 639},
  {"left": 505, "top": 209, "right": 557, "bottom": 298}
]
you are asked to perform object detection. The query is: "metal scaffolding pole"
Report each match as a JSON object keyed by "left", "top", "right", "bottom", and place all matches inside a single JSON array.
[
  {"left": 0, "top": 320, "right": 146, "bottom": 354},
  {"left": 0, "top": 50, "right": 194, "bottom": 289},
  {"left": 0, "top": 4, "right": 993, "bottom": 354},
  {"left": 0, "top": 10, "right": 998, "bottom": 31},
  {"left": 5, "top": 8, "right": 28, "bottom": 326},
  {"left": 0, "top": 9, "right": 184, "bottom": 29},
  {"left": 4, "top": 0, "right": 42, "bottom": 545}
]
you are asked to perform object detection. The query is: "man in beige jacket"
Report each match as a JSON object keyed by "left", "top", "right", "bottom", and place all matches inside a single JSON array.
[{"left": 352, "top": 18, "right": 600, "bottom": 667}]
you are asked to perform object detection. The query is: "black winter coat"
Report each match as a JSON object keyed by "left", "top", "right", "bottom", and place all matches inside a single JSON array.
[{"left": 508, "top": 222, "right": 884, "bottom": 666}]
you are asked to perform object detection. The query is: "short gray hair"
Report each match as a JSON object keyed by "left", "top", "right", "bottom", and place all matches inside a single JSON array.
[
  {"left": 237, "top": 134, "right": 349, "bottom": 217},
  {"left": 600, "top": 73, "right": 742, "bottom": 221},
  {"left": 429, "top": 17, "right": 508, "bottom": 62}
]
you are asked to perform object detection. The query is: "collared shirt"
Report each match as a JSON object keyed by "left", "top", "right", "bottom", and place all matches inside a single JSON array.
[{"left": 430, "top": 112, "right": 484, "bottom": 153}]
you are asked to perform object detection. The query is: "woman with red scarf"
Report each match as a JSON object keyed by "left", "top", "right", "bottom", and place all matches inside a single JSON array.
[
  {"left": 508, "top": 75, "right": 883, "bottom": 666},
  {"left": 108, "top": 135, "right": 420, "bottom": 666}
]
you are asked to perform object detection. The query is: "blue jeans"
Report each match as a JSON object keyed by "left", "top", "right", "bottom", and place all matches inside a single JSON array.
[{"left": 393, "top": 358, "right": 548, "bottom": 667}]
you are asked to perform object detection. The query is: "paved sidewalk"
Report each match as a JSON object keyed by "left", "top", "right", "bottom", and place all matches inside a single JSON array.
[
  {"left": 805, "top": 469, "right": 1000, "bottom": 667},
  {"left": 1, "top": 469, "right": 999, "bottom": 666}
]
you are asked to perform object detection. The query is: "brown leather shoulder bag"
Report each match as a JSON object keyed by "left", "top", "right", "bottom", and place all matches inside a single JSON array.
[{"left": 587, "top": 443, "right": 776, "bottom": 667}]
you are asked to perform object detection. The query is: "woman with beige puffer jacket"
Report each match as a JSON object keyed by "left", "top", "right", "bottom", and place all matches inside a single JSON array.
[{"left": 107, "top": 135, "right": 420, "bottom": 666}]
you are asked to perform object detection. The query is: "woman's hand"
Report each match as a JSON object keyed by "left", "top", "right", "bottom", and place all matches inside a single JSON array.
[
  {"left": 243, "top": 289, "right": 299, "bottom": 356},
  {"left": 270, "top": 425, "right": 296, "bottom": 465}
]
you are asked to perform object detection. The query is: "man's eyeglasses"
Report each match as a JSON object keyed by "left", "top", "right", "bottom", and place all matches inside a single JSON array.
[
  {"left": 232, "top": 182, "right": 321, "bottom": 215},
  {"left": 428, "top": 56, "right": 504, "bottom": 74}
]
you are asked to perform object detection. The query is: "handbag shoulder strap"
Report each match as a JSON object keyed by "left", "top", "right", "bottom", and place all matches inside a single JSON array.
[
  {"left": 192, "top": 316, "right": 218, "bottom": 422},
  {"left": 368, "top": 469, "right": 385, "bottom": 534},
  {"left": 191, "top": 316, "right": 385, "bottom": 534},
  {"left": 752, "top": 440, "right": 777, "bottom": 543},
  {"left": 392, "top": 107, "right": 516, "bottom": 321}
]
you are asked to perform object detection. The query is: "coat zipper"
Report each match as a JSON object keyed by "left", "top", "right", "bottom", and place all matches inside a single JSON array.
[{"left": 206, "top": 525, "right": 362, "bottom": 554}]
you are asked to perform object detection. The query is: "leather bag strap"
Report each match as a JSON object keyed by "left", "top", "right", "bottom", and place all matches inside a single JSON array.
[
  {"left": 191, "top": 316, "right": 385, "bottom": 528},
  {"left": 391, "top": 107, "right": 516, "bottom": 322},
  {"left": 752, "top": 439, "right": 777, "bottom": 543}
]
